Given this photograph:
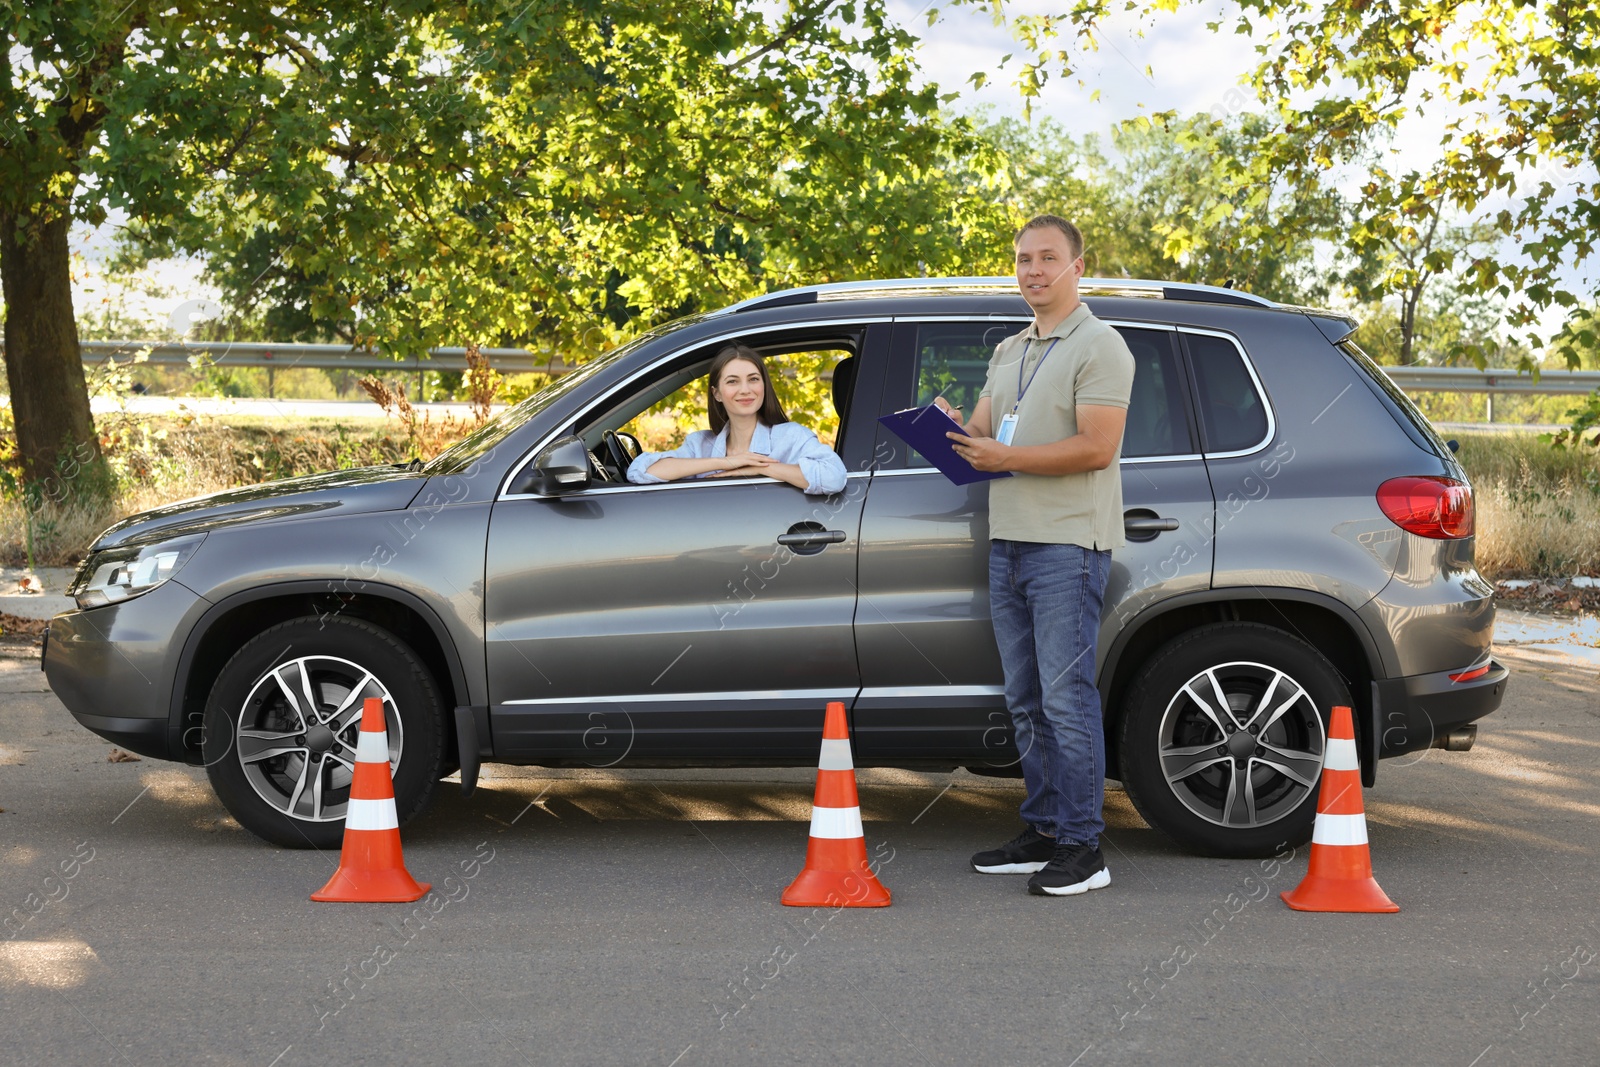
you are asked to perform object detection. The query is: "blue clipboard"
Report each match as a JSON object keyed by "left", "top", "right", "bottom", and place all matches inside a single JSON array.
[{"left": 877, "top": 404, "right": 1012, "bottom": 486}]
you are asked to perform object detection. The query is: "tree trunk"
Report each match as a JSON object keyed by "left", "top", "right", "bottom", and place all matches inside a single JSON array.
[{"left": 0, "top": 210, "right": 105, "bottom": 500}]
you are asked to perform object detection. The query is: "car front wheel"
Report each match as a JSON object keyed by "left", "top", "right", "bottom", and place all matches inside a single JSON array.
[
  {"left": 1119, "top": 622, "right": 1349, "bottom": 858},
  {"left": 202, "top": 616, "right": 445, "bottom": 849}
]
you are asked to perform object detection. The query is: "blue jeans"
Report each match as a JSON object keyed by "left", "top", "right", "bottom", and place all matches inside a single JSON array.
[{"left": 988, "top": 539, "right": 1111, "bottom": 849}]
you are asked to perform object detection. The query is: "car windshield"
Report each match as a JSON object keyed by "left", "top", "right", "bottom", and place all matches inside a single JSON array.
[{"left": 423, "top": 327, "right": 671, "bottom": 475}]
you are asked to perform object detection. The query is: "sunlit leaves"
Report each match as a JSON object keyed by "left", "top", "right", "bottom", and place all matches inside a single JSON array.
[{"left": 963, "top": 0, "right": 1598, "bottom": 368}]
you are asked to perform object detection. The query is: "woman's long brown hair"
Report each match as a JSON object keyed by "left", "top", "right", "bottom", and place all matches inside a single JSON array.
[{"left": 706, "top": 344, "right": 790, "bottom": 434}]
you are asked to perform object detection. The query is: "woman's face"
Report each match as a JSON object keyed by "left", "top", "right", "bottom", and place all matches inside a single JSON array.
[{"left": 712, "top": 358, "right": 764, "bottom": 420}]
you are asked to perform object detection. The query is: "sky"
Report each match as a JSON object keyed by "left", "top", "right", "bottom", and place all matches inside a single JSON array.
[{"left": 892, "top": 0, "right": 1261, "bottom": 135}]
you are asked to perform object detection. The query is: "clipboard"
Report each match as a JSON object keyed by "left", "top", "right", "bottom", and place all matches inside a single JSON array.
[{"left": 877, "top": 404, "right": 1012, "bottom": 486}]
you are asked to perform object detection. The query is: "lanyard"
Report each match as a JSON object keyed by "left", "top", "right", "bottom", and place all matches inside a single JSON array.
[{"left": 1013, "top": 337, "right": 1061, "bottom": 413}]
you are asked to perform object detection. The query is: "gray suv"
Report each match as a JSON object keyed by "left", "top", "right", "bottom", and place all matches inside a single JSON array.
[{"left": 44, "top": 278, "right": 1507, "bottom": 857}]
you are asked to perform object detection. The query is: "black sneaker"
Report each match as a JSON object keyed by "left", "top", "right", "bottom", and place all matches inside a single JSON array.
[
  {"left": 970, "top": 827, "right": 1056, "bottom": 874},
  {"left": 1027, "top": 843, "right": 1111, "bottom": 896}
]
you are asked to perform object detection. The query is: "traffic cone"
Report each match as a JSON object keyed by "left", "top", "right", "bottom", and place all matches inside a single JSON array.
[
  {"left": 1280, "top": 704, "right": 1398, "bottom": 913},
  {"left": 781, "top": 702, "right": 891, "bottom": 908},
  {"left": 312, "top": 698, "right": 430, "bottom": 903}
]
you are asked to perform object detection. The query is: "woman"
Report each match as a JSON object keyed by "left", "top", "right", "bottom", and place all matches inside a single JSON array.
[{"left": 627, "top": 344, "right": 847, "bottom": 495}]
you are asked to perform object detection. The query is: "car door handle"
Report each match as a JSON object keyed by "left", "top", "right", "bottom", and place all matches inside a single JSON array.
[
  {"left": 777, "top": 522, "right": 846, "bottom": 554},
  {"left": 777, "top": 530, "right": 846, "bottom": 546},
  {"left": 1123, "top": 516, "right": 1181, "bottom": 533}
]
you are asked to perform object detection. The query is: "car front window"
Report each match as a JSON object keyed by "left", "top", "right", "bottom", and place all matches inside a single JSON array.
[{"left": 423, "top": 330, "right": 668, "bottom": 475}]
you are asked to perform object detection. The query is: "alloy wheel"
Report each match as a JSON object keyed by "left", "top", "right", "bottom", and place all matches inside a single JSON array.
[
  {"left": 1157, "top": 660, "right": 1326, "bottom": 829},
  {"left": 234, "top": 655, "right": 401, "bottom": 823}
]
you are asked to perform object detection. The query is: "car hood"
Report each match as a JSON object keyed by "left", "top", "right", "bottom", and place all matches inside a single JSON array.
[{"left": 93, "top": 465, "right": 428, "bottom": 550}]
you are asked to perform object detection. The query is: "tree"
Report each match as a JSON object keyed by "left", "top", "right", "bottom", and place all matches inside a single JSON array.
[
  {"left": 976, "top": 112, "right": 1345, "bottom": 304},
  {"left": 967, "top": 0, "right": 1600, "bottom": 368},
  {"left": 4, "top": 1, "right": 1015, "bottom": 494},
  {"left": 1339, "top": 208, "right": 1501, "bottom": 367},
  {"left": 1, "top": 1, "right": 359, "bottom": 495},
  {"left": 117, "top": 3, "right": 1015, "bottom": 356}
]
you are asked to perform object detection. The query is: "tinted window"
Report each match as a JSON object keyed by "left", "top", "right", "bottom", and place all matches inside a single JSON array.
[
  {"left": 913, "top": 322, "right": 1007, "bottom": 413},
  {"left": 902, "top": 322, "right": 1016, "bottom": 467},
  {"left": 906, "top": 322, "right": 1195, "bottom": 464},
  {"left": 1185, "top": 332, "right": 1269, "bottom": 453},
  {"left": 1117, "top": 328, "right": 1194, "bottom": 458}
]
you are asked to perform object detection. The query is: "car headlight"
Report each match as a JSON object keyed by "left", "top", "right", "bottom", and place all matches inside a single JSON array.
[{"left": 69, "top": 534, "right": 206, "bottom": 609}]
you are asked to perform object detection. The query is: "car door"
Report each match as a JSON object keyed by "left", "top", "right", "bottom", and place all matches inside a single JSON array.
[
  {"left": 482, "top": 324, "right": 888, "bottom": 763},
  {"left": 851, "top": 315, "right": 1214, "bottom": 762}
]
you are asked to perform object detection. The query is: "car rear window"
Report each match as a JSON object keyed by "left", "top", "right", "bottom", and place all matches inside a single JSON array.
[{"left": 1185, "top": 331, "right": 1269, "bottom": 453}]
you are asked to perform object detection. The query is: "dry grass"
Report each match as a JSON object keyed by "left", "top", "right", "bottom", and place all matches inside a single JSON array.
[
  {"left": 0, "top": 414, "right": 417, "bottom": 568},
  {"left": 1456, "top": 432, "right": 1600, "bottom": 579},
  {"left": 1, "top": 353, "right": 511, "bottom": 569}
]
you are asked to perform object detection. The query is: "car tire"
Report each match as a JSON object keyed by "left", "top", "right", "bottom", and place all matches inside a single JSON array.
[
  {"left": 202, "top": 616, "right": 445, "bottom": 849},
  {"left": 1119, "top": 622, "right": 1350, "bottom": 858}
]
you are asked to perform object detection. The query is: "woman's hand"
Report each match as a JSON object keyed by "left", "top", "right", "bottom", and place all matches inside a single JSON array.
[
  {"left": 710, "top": 461, "right": 808, "bottom": 490},
  {"left": 722, "top": 451, "right": 772, "bottom": 469}
]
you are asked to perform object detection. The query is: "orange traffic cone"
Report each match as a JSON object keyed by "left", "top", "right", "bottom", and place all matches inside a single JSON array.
[
  {"left": 312, "top": 698, "right": 430, "bottom": 903},
  {"left": 782, "top": 702, "right": 891, "bottom": 908},
  {"left": 1280, "top": 704, "right": 1398, "bottom": 913}
]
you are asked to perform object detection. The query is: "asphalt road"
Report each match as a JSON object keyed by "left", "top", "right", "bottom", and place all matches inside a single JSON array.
[{"left": 2, "top": 636, "right": 1597, "bottom": 1067}]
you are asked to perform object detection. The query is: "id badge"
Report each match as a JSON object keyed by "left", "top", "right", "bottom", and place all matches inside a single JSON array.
[{"left": 996, "top": 412, "right": 1018, "bottom": 446}]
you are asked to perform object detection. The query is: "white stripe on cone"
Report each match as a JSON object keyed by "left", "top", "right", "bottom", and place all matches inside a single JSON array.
[
  {"left": 355, "top": 730, "right": 390, "bottom": 763},
  {"left": 1324, "top": 737, "right": 1359, "bottom": 772},
  {"left": 807, "top": 805, "right": 864, "bottom": 840},
  {"left": 345, "top": 797, "right": 400, "bottom": 832},
  {"left": 817, "top": 739, "right": 854, "bottom": 771},
  {"left": 1311, "top": 812, "right": 1369, "bottom": 847}
]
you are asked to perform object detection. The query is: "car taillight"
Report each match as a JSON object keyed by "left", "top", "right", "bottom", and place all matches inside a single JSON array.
[
  {"left": 1448, "top": 664, "right": 1491, "bottom": 683},
  {"left": 1376, "top": 476, "right": 1474, "bottom": 539}
]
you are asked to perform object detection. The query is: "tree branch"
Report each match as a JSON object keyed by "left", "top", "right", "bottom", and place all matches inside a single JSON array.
[{"left": 728, "top": 1, "right": 831, "bottom": 73}]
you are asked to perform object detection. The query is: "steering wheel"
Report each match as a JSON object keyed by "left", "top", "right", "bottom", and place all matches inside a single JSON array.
[{"left": 602, "top": 429, "right": 642, "bottom": 478}]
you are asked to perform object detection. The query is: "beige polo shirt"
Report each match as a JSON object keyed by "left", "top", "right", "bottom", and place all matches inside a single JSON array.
[{"left": 979, "top": 303, "right": 1136, "bottom": 549}]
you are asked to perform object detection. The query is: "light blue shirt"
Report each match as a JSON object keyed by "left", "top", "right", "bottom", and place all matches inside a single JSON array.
[{"left": 627, "top": 421, "right": 848, "bottom": 495}]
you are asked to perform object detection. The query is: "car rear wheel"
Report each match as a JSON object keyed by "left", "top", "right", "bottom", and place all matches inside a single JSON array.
[
  {"left": 1119, "top": 622, "right": 1349, "bottom": 858},
  {"left": 202, "top": 616, "right": 445, "bottom": 849}
]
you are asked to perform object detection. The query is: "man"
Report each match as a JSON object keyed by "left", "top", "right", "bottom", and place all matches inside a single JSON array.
[{"left": 938, "top": 214, "right": 1135, "bottom": 896}]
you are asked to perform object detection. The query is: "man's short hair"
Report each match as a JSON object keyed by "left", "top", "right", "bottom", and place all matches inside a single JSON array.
[{"left": 1015, "top": 214, "right": 1083, "bottom": 261}]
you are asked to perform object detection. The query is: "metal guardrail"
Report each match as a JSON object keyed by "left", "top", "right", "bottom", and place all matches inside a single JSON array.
[
  {"left": 70, "top": 343, "right": 1598, "bottom": 391},
  {"left": 74, "top": 340, "right": 579, "bottom": 375},
  {"left": 1381, "top": 366, "right": 1600, "bottom": 394},
  {"left": 54, "top": 342, "right": 1600, "bottom": 406}
]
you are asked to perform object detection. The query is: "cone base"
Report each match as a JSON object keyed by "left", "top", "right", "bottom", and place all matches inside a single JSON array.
[
  {"left": 312, "top": 867, "right": 431, "bottom": 903},
  {"left": 1280, "top": 876, "right": 1398, "bottom": 913},
  {"left": 781, "top": 866, "right": 891, "bottom": 908}
]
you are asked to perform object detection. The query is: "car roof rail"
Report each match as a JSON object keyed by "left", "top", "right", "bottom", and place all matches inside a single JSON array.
[{"left": 714, "top": 276, "right": 1281, "bottom": 314}]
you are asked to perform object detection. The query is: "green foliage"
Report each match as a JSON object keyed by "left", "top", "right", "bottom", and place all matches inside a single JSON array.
[
  {"left": 973, "top": 0, "right": 1599, "bottom": 367},
  {"left": 975, "top": 112, "right": 1345, "bottom": 304},
  {"left": 1352, "top": 294, "right": 1530, "bottom": 369},
  {"left": 90, "top": 2, "right": 1015, "bottom": 358}
]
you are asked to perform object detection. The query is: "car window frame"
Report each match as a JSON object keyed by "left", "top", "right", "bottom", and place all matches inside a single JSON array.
[
  {"left": 1176, "top": 326, "right": 1277, "bottom": 459},
  {"left": 497, "top": 319, "right": 892, "bottom": 500},
  {"left": 873, "top": 316, "right": 1211, "bottom": 475}
]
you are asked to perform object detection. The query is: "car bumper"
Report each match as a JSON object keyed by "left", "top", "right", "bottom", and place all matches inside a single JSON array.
[
  {"left": 42, "top": 580, "right": 203, "bottom": 761},
  {"left": 1372, "top": 658, "right": 1510, "bottom": 760}
]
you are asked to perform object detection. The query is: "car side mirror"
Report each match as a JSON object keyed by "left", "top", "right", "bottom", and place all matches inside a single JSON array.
[{"left": 515, "top": 435, "right": 592, "bottom": 495}]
